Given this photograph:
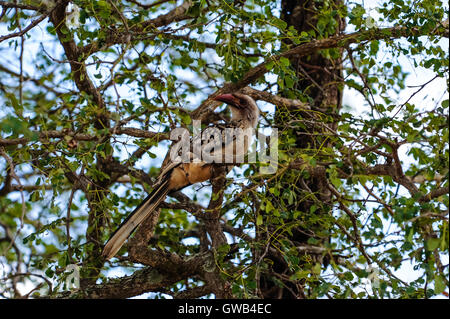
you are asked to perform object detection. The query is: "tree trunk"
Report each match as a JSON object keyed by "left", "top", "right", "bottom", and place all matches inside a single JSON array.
[{"left": 258, "top": 0, "right": 345, "bottom": 298}]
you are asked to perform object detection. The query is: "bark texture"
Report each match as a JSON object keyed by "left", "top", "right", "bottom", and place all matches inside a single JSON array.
[{"left": 259, "top": 0, "right": 345, "bottom": 298}]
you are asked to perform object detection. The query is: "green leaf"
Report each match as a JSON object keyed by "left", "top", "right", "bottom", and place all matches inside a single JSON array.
[
  {"left": 265, "top": 200, "right": 274, "bottom": 213},
  {"left": 256, "top": 214, "right": 263, "bottom": 226},
  {"left": 312, "top": 263, "right": 321, "bottom": 275},
  {"left": 6, "top": 93, "right": 22, "bottom": 117},
  {"left": 265, "top": 61, "right": 275, "bottom": 71},
  {"left": 45, "top": 267, "right": 54, "bottom": 278},
  {"left": 271, "top": 18, "right": 287, "bottom": 30},
  {"left": 279, "top": 56, "right": 290, "bottom": 67},
  {"left": 434, "top": 275, "right": 445, "bottom": 294},
  {"left": 426, "top": 238, "right": 440, "bottom": 251}
]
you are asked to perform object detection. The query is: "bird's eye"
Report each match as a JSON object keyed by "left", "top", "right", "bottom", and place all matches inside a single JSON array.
[{"left": 240, "top": 99, "right": 248, "bottom": 106}]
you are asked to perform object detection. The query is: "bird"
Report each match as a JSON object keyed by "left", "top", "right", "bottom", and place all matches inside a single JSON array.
[{"left": 102, "top": 92, "right": 260, "bottom": 260}]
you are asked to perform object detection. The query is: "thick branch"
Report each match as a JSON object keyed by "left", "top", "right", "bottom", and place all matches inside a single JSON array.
[
  {"left": 54, "top": 264, "right": 198, "bottom": 298},
  {"left": 192, "top": 22, "right": 449, "bottom": 120},
  {"left": 49, "top": 1, "right": 107, "bottom": 129},
  {"left": 242, "top": 87, "right": 310, "bottom": 110},
  {"left": 420, "top": 186, "right": 449, "bottom": 203},
  {"left": 0, "top": 128, "right": 169, "bottom": 147}
]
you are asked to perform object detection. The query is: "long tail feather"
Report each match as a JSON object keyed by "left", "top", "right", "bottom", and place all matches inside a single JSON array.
[{"left": 102, "top": 178, "right": 170, "bottom": 260}]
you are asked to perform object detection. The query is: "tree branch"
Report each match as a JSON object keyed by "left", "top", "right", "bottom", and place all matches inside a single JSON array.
[
  {"left": 0, "top": 128, "right": 169, "bottom": 147},
  {"left": 80, "top": 0, "right": 194, "bottom": 57},
  {"left": 0, "top": 11, "right": 49, "bottom": 43},
  {"left": 0, "top": 1, "right": 42, "bottom": 11},
  {"left": 53, "top": 263, "right": 201, "bottom": 298},
  {"left": 420, "top": 186, "right": 449, "bottom": 203},
  {"left": 192, "top": 21, "right": 449, "bottom": 120}
]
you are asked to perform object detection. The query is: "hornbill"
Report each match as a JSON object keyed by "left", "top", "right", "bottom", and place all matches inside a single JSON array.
[{"left": 102, "top": 93, "right": 260, "bottom": 260}]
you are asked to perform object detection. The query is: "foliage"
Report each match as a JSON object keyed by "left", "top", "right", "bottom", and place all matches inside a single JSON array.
[{"left": 0, "top": 0, "right": 448, "bottom": 299}]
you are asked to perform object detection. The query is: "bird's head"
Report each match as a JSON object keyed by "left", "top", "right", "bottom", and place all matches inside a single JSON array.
[{"left": 214, "top": 93, "right": 259, "bottom": 128}]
